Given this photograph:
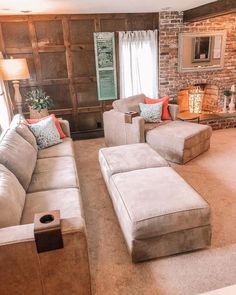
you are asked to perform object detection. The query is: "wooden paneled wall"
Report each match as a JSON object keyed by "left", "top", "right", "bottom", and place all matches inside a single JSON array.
[{"left": 0, "top": 13, "right": 159, "bottom": 138}]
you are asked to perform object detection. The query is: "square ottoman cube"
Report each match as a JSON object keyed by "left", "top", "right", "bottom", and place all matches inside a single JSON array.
[
  {"left": 99, "top": 143, "right": 169, "bottom": 185},
  {"left": 146, "top": 121, "right": 212, "bottom": 164},
  {"left": 109, "top": 167, "right": 211, "bottom": 262}
]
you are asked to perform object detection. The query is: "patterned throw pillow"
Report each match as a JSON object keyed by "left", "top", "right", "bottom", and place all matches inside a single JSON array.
[
  {"left": 27, "top": 114, "right": 66, "bottom": 139},
  {"left": 28, "top": 117, "right": 62, "bottom": 149},
  {"left": 139, "top": 102, "right": 163, "bottom": 123},
  {"left": 144, "top": 96, "right": 171, "bottom": 120}
]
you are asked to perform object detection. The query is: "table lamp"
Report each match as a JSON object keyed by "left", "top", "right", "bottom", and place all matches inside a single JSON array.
[{"left": 0, "top": 58, "right": 30, "bottom": 114}]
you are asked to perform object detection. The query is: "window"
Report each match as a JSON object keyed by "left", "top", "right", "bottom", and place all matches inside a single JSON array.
[
  {"left": 0, "top": 79, "right": 11, "bottom": 132},
  {"left": 119, "top": 30, "right": 158, "bottom": 99}
]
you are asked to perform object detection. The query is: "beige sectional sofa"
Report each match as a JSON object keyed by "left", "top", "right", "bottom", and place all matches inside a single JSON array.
[
  {"left": 103, "top": 94, "right": 212, "bottom": 164},
  {"left": 0, "top": 115, "right": 91, "bottom": 295}
]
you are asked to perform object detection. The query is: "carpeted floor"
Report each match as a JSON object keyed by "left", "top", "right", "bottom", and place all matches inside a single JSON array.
[{"left": 74, "top": 129, "right": 236, "bottom": 295}]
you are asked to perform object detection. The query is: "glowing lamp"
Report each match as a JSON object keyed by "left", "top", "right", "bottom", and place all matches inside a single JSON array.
[
  {"left": 0, "top": 58, "right": 30, "bottom": 114},
  {"left": 188, "top": 86, "right": 204, "bottom": 114}
]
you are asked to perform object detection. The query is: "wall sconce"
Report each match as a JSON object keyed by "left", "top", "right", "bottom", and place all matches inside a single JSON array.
[
  {"left": 188, "top": 86, "right": 204, "bottom": 113},
  {"left": 0, "top": 58, "right": 30, "bottom": 114}
]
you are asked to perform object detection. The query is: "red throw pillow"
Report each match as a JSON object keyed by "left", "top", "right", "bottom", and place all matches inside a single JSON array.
[
  {"left": 144, "top": 96, "right": 171, "bottom": 120},
  {"left": 27, "top": 114, "right": 66, "bottom": 139}
]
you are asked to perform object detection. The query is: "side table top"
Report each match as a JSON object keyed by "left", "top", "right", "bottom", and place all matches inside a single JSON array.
[{"left": 177, "top": 112, "right": 200, "bottom": 121}]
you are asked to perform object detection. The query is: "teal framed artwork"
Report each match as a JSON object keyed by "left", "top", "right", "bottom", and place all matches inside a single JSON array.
[{"left": 94, "top": 32, "right": 117, "bottom": 101}]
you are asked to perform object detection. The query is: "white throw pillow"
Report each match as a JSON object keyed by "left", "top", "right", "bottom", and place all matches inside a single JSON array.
[
  {"left": 139, "top": 102, "right": 163, "bottom": 123},
  {"left": 28, "top": 116, "right": 62, "bottom": 149}
]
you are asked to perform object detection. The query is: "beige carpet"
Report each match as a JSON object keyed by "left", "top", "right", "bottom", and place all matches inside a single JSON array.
[{"left": 74, "top": 129, "right": 236, "bottom": 295}]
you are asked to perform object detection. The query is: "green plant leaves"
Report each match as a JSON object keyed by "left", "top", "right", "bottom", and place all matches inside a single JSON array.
[{"left": 25, "top": 88, "right": 53, "bottom": 112}]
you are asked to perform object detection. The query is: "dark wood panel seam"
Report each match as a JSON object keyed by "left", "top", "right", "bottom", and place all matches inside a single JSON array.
[{"left": 28, "top": 20, "right": 42, "bottom": 81}]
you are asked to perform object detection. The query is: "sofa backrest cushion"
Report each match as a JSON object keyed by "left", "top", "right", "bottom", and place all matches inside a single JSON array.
[
  {"left": 0, "top": 164, "right": 26, "bottom": 228},
  {"left": 0, "top": 129, "right": 37, "bottom": 190},
  {"left": 112, "top": 94, "right": 145, "bottom": 113},
  {"left": 9, "top": 114, "right": 38, "bottom": 151}
]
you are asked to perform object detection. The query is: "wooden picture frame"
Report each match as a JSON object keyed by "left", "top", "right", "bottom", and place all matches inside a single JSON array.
[{"left": 178, "top": 31, "right": 226, "bottom": 73}]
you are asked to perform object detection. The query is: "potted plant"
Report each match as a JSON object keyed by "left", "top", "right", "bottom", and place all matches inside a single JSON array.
[
  {"left": 25, "top": 88, "right": 53, "bottom": 119},
  {"left": 223, "top": 88, "right": 232, "bottom": 98},
  {"left": 223, "top": 88, "right": 235, "bottom": 113}
]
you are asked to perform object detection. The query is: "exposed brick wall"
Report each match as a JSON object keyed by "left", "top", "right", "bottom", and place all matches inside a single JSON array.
[
  {"left": 201, "top": 115, "right": 236, "bottom": 130},
  {"left": 159, "top": 11, "right": 236, "bottom": 108}
]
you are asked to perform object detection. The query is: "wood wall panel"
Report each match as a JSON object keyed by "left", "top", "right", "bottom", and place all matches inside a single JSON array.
[
  {"left": 76, "top": 82, "right": 99, "bottom": 107},
  {"left": 183, "top": 0, "right": 236, "bottom": 22},
  {"left": 34, "top": 20, "right": 64, "bottom": 46},
  {"left": 41, "top": 84, "right": 72, "bottom": 109},
  {"left": 78, "top": 112, "right": 102, "bottom": 131},
  {"left": 2, "top": 22, "right": 31, "bottom": 49},
  {"left": 100, "top": 18, "right": 127, "bottom": 32},
  {"left": 72, "top": 48, "right": 96, "bottom": 77},
  {"left": 0, "top": 13, "right": 159, "bottom": 138},
  {"left": 39, "top": 52, "right": 68, "bottom": 79},
  {"left": 69, "top": 19, "right": 95, "bottom": 44},
  {"left": 127, "top": 14, "right": 157, "bottom": 30}
]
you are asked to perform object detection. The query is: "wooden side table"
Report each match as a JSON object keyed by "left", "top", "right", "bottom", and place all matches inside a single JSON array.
[{"left": 177, "top": 112, "right": 200, "bottom": 123}]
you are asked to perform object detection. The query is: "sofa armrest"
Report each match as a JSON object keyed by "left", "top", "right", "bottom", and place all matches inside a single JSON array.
[
  {"left": 103, "top": 110, "right": 145, "bottom": 146},
  {"left": 59, "top": 119, "right": 71, "bottom": 137},
  {"left": 0, "top": 218, "right": 91, "bottom": 295},
  {"left": 168, "top": 104, "right": 179, "bottom": 121},
  {"left": 125, "top": 116, "right": 145, "bottom": 144}
]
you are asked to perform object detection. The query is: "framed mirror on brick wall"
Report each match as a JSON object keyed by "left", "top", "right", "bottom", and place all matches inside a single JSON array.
[{"left": 178, "top": 31, "right": 226, "bottom": 73}]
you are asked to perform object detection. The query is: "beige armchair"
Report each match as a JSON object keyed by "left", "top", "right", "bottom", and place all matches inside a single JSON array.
[{"left": 103, "top": 94, "right": 179, "bottom": 147}]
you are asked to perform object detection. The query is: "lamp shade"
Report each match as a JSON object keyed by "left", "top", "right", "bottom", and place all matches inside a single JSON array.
[{"left": 0, "top": 58, "right": 30, "bottom": 81}]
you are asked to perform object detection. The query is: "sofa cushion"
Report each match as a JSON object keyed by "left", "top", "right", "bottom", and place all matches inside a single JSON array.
[
  {"left": 0, "top": 129, "right": 37, "bottom": 190},
  {"left": 99, "top": 143, "right": 169, "bottom": 184},
  {"left": 144, "top": 121, "right": 170, "bottom": 134},
  {"left": 37, "top": 138, "right": 74, "bottom": 159},
  {"left": 112, "top": 94, "right": 145, "bottom": 113},
  {"left": 28, "top": 156, "right": 79, "bottom": 193},
  {"left": 0, "top": 164, "right": 25, "bottom": 228},
  {"left": 146, "top": 121, "right": 212, "bottom": 164},
  {"left": 33, "top": 156, "right": 76, "bottom": 173},
  {"left": 109, "top": 167, "right": 210, "bottom": 240},
  {"left": 14, "top": 124, "right": 38, "bottom": 151},
  {"left": 28, "top": 116, "right": 62, "bottom": 149},
  {"left": 21, "top": 188, "right": 82, "bottom": 224},
  {"left": 10, "top": 115, "right": 38, "bottom": 151},
  {"left": 146, "top": 121, "right": 212, "bottom": 145}
]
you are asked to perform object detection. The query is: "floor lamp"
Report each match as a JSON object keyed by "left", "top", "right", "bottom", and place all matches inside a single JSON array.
[{"left": 0, "top": 58, "right": 30, "bottom": 114}]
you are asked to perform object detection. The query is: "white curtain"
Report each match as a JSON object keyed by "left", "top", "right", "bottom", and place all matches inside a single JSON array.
[
  {"left": 0, "top": 80, "right": 11, "bottom": 131},
  {"left": 119, "top": 30, "right": 158, "bottom": 99}
]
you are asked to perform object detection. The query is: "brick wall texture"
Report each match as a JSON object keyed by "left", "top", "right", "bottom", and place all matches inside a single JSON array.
[{"left": 159, "top": 11, "right": 236, "bottom": 108}]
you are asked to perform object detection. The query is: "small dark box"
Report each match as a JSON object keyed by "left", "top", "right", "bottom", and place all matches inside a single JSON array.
[
  {"left": 124, "top": 111, "right": 139, "bottom": 124},
  {"left": 34, "top": 210, "right": 64, "bottom": 253}
]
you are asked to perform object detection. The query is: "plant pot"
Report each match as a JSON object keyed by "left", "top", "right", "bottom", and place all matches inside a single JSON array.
[{"left": 29, "top": 107, "right": 49, "bottom": 119}]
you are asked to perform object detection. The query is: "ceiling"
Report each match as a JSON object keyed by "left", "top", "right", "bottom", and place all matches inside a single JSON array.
[{"left": 0, "top": 0, "right": 217, "bottom": 15}]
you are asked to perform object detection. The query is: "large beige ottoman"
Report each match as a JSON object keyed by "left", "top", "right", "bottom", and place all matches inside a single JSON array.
[
  {"left": 99, "top": 144, "right": 211, "bottom": 262},
  {"left": 146, "top": 121, "right": 212, "bottom": 164}
]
